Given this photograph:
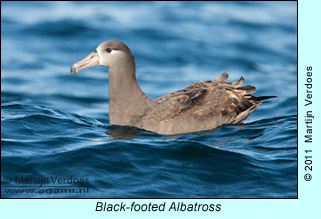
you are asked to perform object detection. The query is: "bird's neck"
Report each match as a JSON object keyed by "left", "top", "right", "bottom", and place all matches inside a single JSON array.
[{"left": 108, "top": 65, "right": 152, "bottom": 126}]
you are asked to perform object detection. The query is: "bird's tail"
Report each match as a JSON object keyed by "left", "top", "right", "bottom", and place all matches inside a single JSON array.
[{"left": 250, "top": 95, "right": 277, "bottom": 101}]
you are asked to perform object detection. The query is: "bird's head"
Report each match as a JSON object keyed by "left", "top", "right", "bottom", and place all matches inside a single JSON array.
[{"left": 71, "top": 40, "right": 134, "bottom": 75}]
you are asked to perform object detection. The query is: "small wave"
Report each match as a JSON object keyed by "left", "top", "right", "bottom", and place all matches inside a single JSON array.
[{"left": 22, "top": 19, "right": 99, "bottom": 38}]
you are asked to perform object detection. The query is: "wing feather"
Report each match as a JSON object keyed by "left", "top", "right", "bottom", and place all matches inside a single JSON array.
[{"left": 153, "top": 73, "right": 269, "bottom": 124}]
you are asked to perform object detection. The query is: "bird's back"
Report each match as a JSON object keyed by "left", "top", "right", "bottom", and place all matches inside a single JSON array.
[{"left": 142, "top": 73, "right": 274, "bottom": 135}]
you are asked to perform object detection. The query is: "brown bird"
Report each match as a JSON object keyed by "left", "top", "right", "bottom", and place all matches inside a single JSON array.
[{"left": 71, "top": 40, "right": 275, "bottom": 135}]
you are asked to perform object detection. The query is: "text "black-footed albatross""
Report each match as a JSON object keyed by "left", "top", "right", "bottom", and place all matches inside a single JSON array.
[{"left": 71, "top": 40, "right": 275, "bottom": 135}]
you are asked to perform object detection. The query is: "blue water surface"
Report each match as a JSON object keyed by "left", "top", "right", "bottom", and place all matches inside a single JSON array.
[{"left": 1, "top": 1, "right": 297, "bottom": 198}]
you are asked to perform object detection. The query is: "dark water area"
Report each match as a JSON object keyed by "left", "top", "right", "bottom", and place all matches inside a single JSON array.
[{"left": 1, "top": 1, "right": 297, "bottom": 198}]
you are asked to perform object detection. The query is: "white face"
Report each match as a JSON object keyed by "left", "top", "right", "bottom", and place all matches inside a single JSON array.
[
  {"left": 70, "top": 40, "right": 133, "bottom": 74},
  {"left": 96, "top": 45, "right": 124, "bottom": 68}
]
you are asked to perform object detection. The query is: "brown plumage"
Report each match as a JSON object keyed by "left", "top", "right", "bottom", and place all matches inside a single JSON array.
[
  {"left": 71, "top": 40, "right": 275, "bottom": 135},
  {"left": 149, "top": 72, "right": 274, "bottom": 134}
]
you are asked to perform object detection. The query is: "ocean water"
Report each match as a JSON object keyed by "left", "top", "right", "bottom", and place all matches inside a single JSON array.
[{"left": 1, "top": 1, "right": 297, "bottom": 198}]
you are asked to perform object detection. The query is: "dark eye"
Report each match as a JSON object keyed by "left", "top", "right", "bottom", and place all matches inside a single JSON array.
[{"left": 106, "top": 48, "right": 112, "bottom": 53}]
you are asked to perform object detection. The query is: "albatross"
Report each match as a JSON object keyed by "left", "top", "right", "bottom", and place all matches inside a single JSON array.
[{"left": 71, "top": 40, "right": 275, "bottom": 135}]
